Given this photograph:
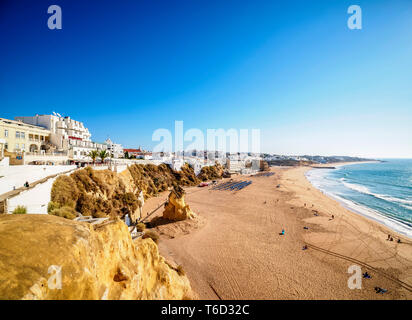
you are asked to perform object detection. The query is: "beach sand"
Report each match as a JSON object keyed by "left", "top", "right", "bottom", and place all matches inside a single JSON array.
[{"left": 141, "top": 165, "right": 412, "bottom": 299}]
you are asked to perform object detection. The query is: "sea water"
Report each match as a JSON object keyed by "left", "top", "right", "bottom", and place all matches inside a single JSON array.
[{"left": 305, "top": 159, "right": 412, "bottom": 239}]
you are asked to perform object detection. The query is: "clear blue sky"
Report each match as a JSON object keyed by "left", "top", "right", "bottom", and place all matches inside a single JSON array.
[{"left": 1, "top": 0, "right": 411, "bottom": 157}]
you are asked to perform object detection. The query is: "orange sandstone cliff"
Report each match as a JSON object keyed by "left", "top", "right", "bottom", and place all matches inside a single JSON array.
[{"left": 0, "top": 214, "right": 193, "bottom": 300}]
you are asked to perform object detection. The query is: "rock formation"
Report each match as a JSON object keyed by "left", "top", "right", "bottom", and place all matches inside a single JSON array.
[
  {"left": 197, "top": 162, "right": 224, "bottom": 181},
  {"left": 162, "top": 187, "right": 196, "bottom": 221},
  {"left": 49, "top": 167, "right": 140, "bottom": 220},
  {"left": 260, "top": 160, "right": 270, "bottom": 171},
  {"left": 0, "top": 214, "right": 193, "bottom": 300}
]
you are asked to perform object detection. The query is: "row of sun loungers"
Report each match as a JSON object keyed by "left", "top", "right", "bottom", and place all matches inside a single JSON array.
[{"left": 211, "top": 180, "right": 252, "bottom": 191}]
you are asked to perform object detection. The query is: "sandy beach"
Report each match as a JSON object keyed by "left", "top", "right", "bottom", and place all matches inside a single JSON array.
[{"left": 141, "top": 165, "right": 412, "bottom": 299}]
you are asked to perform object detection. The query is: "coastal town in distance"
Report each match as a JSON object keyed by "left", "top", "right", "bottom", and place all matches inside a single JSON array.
[{"left": 0, "top": 0, "right": 411, "bottom": 309}]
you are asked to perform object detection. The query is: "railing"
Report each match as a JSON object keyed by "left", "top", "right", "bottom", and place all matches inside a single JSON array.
[{"left": 24, "top": 151, "right": 69, "bottom": 157}]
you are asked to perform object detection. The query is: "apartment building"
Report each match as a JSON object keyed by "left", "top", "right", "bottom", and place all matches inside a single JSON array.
[
  {"left": 0, "top": 118, "right": 51, "bottom": 154},
  {"left": 15, "top": 114, "right": 105, "bottom": 162},
  {"left": 104, "top": 138, "right": 123, "bottom": 159}
]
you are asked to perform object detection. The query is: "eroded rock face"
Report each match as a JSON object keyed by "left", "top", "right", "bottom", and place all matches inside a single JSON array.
[
  {"left": 0, "top": 215, "right": 193, "bottom": 300},
  {"left": 162, "top": 190, "right": 196, "bottom": 221},
  {"left": 50, "top": 167, "right": 140, "bottom": 219}
]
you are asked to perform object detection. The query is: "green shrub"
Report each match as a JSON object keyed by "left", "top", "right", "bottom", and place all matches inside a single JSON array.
[
  {"left": 51, "top": 175, "right": 79, "bottom": 208},
  {"left": 47, "top": 201, "right": 60, "bottom": 213},
  {"left": 142, "top": 230, "right": 160, "bottom": 244},
  {"left": 136, "top": 222, "right": 146, "bottom": 232},
  {"left": 12, "top": 205, "right": 27, "bottom": 214},
  {"left": 176, "top": 265, "right": 186, "bottom": 276},
  {"left": 75, "top": 193, "right": 95, "bottom": 217},
  {"left": 122, "top": 192, "right": 137, "bottom": 206},
  {"left": 49, "top": 206, "right": 78, "bottom": 220}
]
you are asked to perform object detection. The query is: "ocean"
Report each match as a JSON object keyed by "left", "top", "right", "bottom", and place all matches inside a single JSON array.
[{"left": 305, "top": 159, "right": 412, "bottom": 239}]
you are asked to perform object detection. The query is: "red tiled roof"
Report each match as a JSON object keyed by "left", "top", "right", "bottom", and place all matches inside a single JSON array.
[{"left": 124, "top": 148, "right": 142, "bottom": 153}]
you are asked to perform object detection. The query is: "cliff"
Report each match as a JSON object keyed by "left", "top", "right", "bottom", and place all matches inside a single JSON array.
[
  {"left": 49, "top": 163, "right": 224, "bottom": 220},
  {"left": 0, "top": 214, "right": 193, "bottom": 300}
]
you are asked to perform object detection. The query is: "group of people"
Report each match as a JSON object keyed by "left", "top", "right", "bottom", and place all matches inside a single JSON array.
[
  {"left": 387, "top": 234, "right": 401, "bottom": 243},
  {"left": 363, "top": 272, "right": 389, "bottom": 294},
  {"left": 12, "top": 181, "right": 30, "bottom": 190}
]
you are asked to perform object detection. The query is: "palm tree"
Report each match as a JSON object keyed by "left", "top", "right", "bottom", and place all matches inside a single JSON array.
[
  {"left": 99, "top": 150, "right": 109, "bottom": 164},
  {"left": 87, "top": 150, "right": 99, "bottom": 165}
]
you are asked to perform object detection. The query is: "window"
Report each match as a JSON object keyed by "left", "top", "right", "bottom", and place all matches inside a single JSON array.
[
  {"left": 15, "top": 131, "right": 20, "bottom": 139},
  {"left": 21, "top": 144, "right": 25, "bottom": 150},
  {"left": 5, "top": 143, "right": 8, "bottom": 150},
  {"left": 15, "top": 143, "right": 19, "bottom": 149},
  {"left": 4, "top": 129, "right": 8, "bottom": 137},
  {"left": 21, "top": 132, "right": 25, "bottom": 139}
]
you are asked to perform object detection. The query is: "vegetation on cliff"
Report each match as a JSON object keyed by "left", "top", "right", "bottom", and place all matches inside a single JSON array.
[
  {"left": 12, "top": 205, "right": 27, "bottom": 214},
  {"left": 127, "top": 162, "right": 224, "bottom": 198},
  {"left": 49, "top": 162, "right": 223, "bottom": 220},
  {"left": 50, "top": 167, "right": 139, "bottom": 219},
  {"left": 197, "top": 162, "right": 224, "bottom": 181}
]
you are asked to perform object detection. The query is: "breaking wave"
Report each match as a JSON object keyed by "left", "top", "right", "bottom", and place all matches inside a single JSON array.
[{"left": 341, "top": 181, "right": 412, "bottom": 206}]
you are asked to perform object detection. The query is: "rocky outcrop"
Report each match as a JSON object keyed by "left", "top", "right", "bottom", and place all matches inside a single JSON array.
[
  {"left": 0, "top": 214, "right": 193, "bottom": 300},
  {"left": 197, "top": 162, "right": 224, "bottom": 181},
  {"left": 163, "top": 188, "right": 196, "bottom": 221},
  {"left": 260, "top": 160, "right": 270, "bottom": 171},
  {"left": 50, "top": 163, "right": 223, "bottom": 220},
  {"left": 50, "top": 167, "right": 140, "bottom": 219}
]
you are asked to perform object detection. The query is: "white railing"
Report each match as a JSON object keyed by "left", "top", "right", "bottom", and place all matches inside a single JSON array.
[{"left": 24, "top": 151, "right": 69, "bottom": 157}]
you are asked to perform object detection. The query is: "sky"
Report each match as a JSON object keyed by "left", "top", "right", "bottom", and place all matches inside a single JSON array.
[{"left": 0, "top": 0, "right": 411, "bottom": 158}]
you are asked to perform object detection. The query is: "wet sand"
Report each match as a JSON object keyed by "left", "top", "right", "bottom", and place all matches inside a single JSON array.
[{"left": 142, "top": 166, "right": 412, "bottom": 299}]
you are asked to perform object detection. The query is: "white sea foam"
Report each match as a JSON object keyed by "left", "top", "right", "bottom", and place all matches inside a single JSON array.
[
  {"left": 330, "top": 193, "right": 412, "bottom": 239},
  {"left": 341, "top": 181, "right": 412, "bottom": 206},
  {"left": 341, "top": 181, "right": 370, "bottom": 194},
  {"left": 401, "top": 204, "right": 412, "bottom": 211},
  {"left": 305, "top": 168, "right": 412, "bottom": 239}
]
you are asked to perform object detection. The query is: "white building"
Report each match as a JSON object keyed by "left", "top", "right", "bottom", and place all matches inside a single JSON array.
[
  {"left": 15, "top": 114, "right": 105, "bottom": 162},
  {"left": 185, "top": 158, "right": 203, "bottom": 175},
  {"left": 104, "top": 138, "right": 123, "bottom": 159},
  {"left": 152, "top": 151, "right": 173, "bottom": 161}
]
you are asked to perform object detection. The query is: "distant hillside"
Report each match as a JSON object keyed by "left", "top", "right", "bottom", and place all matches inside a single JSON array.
[
  {"left": 265, "top": 155, "right": 377, "bottom": 167},
  {"left": 301, "top": 155, "right": 376, "bottom": 164},
  {"left": 266, "top": 159, "right": 315, "bottom": 167}
]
